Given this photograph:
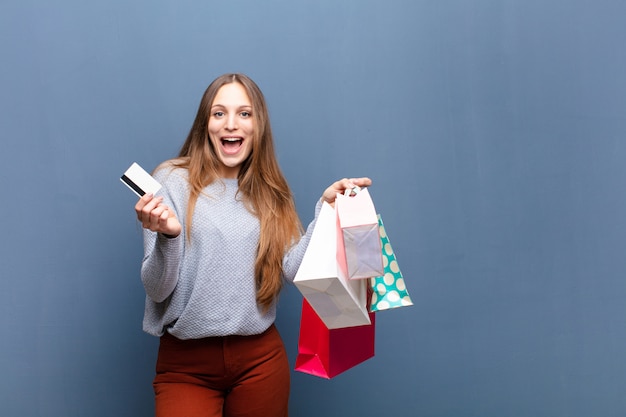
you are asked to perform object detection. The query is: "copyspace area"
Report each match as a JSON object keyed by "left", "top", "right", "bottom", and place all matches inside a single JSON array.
[{"left": 1, "top": 1, "right": 626, "bottom": 416}]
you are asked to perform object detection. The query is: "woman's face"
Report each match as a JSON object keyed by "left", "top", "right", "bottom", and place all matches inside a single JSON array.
[{"left": 208, "top": 82, "right": 255, "bottom": 178}]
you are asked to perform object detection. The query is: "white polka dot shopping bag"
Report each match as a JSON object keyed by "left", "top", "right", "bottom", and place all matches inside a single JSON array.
[{"left": 369, "top": 215, "right": 413, "bottom": 312}]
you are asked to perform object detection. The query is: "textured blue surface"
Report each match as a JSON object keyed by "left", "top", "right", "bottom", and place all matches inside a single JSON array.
[{"left": 2, "top": 1, "right": 626, "bottom": 416}]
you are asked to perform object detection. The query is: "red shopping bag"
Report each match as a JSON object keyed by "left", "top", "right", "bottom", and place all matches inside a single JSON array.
[{"left": 295, "top": 298, "right": 376, "bottom": 379}]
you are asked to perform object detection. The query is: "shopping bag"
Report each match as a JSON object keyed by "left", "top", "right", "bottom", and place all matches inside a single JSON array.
[
  {"left": 294, "top": 201, "right": 371, "bottom": 329},
  {"left": 336, "top": 187, "right": 384, "bottom": 279},
  {"left": 369, "top": 215, "right": 413, "bottom": 312},
  {"left": 295, "top": 298, "right": 376, "bottom": 379}
]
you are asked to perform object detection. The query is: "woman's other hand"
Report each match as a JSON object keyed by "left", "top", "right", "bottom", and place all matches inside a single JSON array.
[
  {"left": 321, "top": 177, "right": 372, "bottom": 206},
  {"left": 135, "top": 194, "right": 182, "bottom": 238}
]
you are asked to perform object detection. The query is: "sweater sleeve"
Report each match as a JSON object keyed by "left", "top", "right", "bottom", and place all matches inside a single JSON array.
[
  {"left": 140, "top": 167, "right": 186, "bottom": 303},
  {"left": 281, "top": 198, "right": 323, "bottom": 282},
  {"left": 141, "top": 232, "right": 183, "bottom": 303}
]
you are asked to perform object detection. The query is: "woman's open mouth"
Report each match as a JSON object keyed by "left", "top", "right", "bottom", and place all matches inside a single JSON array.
[{"left": 221, "top": 137, "right": 243, "bottom": 154}]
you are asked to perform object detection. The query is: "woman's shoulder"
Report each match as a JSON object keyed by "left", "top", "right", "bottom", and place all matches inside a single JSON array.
[{"left": 153, "top": 158, "right": 189, "bottom": 183}]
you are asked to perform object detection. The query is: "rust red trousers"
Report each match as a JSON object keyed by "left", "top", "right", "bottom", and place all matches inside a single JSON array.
[{"left": 153, "top": 324, "right": 290, "bottom": 417}]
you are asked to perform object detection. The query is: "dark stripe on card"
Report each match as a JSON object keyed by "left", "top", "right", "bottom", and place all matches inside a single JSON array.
[{"left": 120, "top": 175, "right": 145, "bottom": 196}]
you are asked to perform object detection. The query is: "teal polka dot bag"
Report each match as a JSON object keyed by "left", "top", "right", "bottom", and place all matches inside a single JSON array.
[{"left": 369, "top": 215, "right": 413, "bottom": 312}]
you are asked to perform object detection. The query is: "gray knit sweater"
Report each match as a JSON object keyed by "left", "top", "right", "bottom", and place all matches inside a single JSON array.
[{"left": 141, "top": 165, "right": 321, "bottom": 339}]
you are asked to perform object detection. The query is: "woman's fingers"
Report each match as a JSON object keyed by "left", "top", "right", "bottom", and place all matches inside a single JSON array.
[
  {"left": 348, "top": 177, "right": 372, "bottom": 188},
  {"left": 135, "top": 195, "right": 164, "bottom": 228},
  {"left": 146, "top": 204, "right": 166, "bottom": 229},
  {"left": 134, "top": 193, "right": 180, "bottom": 236},
  {"left": 136, "top": 194, "right": 158, "bottom": 219},
  {"left": 322, "top": 177, "right": 373, "bottom": 204}
]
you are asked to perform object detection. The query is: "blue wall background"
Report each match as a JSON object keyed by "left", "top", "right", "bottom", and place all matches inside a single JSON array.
[{"left": 2, "top": 1, "right": 626, "bottom": 416}]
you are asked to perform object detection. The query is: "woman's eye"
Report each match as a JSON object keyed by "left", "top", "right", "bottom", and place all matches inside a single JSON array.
[
  {"left": 213, "top": 111, "right": 225, "bottom": 117},
  {"left": 240, "top": 111, "right": 251, "bottom": 117}
]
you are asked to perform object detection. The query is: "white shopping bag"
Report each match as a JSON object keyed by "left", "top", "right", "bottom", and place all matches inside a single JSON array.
[{"left": 294, "top": 202, "right": 371, "bottom": 329}]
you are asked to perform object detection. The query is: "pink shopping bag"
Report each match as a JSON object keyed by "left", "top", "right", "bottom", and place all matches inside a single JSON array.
[{"left": 335, "top": 187, "right": 384, "bottom": 279}]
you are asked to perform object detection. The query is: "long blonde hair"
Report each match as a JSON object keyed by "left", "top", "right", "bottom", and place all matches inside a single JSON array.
[{"left": 172, "top": 73, "right": 302, "bottom": 310}]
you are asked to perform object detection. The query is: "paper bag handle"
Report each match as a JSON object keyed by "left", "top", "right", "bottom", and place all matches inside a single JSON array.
[{"left": 344, "top": 185, "right": 362, "bottom": 197}]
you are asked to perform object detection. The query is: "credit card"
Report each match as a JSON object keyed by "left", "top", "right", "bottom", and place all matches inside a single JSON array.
[{"left": 120, "top": 162, "right": 162, "bottom": 197}]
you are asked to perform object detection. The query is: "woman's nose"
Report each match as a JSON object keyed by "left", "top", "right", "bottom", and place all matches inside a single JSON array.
[{"left": 225, "top": 115, "right": 237, "bottom": 130}]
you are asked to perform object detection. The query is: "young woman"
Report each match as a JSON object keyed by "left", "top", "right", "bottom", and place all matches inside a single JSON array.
[{"left": 134, "top": 73, "right": 371, "bottom": 417}]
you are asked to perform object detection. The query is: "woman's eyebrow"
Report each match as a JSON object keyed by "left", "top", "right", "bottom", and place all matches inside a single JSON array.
[{"left": 210, "top": 104, "right": 252, "bottom": 109}]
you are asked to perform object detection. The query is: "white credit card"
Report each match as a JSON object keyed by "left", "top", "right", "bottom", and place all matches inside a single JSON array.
[{"left": 120, "top": 162, "right": 162, "bottom": 197}]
